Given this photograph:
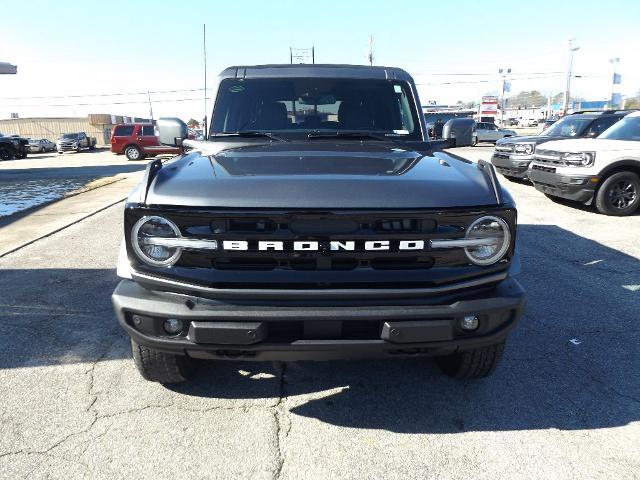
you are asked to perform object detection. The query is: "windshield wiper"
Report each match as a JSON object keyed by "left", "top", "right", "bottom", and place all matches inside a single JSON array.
[
  {"left": 216, "top": 131, "right": 288, "bottom": 142},
  {"left": 307, "top": 131, "right": 394, "bottom": 141}
]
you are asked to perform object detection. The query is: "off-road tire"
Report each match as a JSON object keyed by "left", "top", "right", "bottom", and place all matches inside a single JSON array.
[
  {"left": 436, "top": 342, "right": 505, "bottom": 379},
  {"left": 0, "top": 146, "right": 12, "bottom": 160},
  {"left": 125, "top": 145, "right": 144, "bottom": 161},
  {"left": 595, "top": 171, "right": 640, "bottom": 216},
  {"left": 130, "top": 339, "right": 194, "bottom": 383}
]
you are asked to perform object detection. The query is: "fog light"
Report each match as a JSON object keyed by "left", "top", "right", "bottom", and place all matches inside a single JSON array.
[
  {"left": 460, "top": 315, "right": 479, "bottom": 331},
  {"left": 163, "top": 318, "right": 183, "bottom": 335}
]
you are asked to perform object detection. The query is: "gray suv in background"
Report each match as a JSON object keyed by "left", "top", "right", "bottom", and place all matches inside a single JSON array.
[{"left": 491, "top": 110, "right": 634, "bottom": 179}]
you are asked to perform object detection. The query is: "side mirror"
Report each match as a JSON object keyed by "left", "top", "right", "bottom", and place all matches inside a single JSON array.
[
  {"left": 157, "top": 117, "right": 188, "bottom": 146},
  {"left": 442, "top": 118, "right": 475, "bottom": 147}
]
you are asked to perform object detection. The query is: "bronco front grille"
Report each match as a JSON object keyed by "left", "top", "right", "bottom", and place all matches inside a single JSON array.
[
  {"left": 534, "top": 150, "right": 565, "bottom": 165},
  {"left": 126, "top": 207, "right": 517, "bottom": 289}
]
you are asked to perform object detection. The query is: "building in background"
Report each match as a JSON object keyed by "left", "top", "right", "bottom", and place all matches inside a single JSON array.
[{"left": 0, "top": 114, "right": 152, "bottom": 146}]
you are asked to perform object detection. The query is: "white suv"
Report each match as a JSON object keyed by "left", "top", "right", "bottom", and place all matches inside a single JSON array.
[{"left": 528, "top": 111, "right": 640, "bottom": 216}]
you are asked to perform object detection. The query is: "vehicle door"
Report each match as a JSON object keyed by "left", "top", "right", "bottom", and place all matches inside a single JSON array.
[
  {"left": 77, "top": 132, "right": 87, "bottom": 147},
  {"left": 483, "top": 123, "right": 500, "bottom": 141},
  {"left": 476, "top": 123, "right": 489, "bottom": 142},
  {"left": 137, "top": 125, "right": 160, "bottom": 153}
]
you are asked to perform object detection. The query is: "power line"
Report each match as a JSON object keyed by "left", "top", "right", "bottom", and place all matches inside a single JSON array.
[
  {"left": 2, "top": 97, "right": 212, "bottom": 108},
  {"left": 0, "top": 87, "right": 207, "bottom": 101}
]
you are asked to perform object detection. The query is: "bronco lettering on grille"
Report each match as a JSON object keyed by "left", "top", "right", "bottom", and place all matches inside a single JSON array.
[{"left": 222, "top": 240, "right": 426, "bottom": 252}]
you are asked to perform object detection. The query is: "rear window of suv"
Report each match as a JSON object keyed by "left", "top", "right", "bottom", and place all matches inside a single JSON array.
[{"left": 113, "top": 125, "right": 135, "bottom": 136}]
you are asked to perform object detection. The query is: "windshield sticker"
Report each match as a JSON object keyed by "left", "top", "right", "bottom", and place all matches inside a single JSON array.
[{"left": 229, "top": 85, "right": 245, "bottom": 93}]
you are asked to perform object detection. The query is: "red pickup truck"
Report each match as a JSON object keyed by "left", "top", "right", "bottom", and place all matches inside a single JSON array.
[{"left": 110, "top": 123, "right": 182, "bottom": 160}]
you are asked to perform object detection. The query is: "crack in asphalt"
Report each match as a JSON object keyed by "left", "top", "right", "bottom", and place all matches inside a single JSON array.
[{"left": 272, "top": 361, "right": 290, "bottom": 480}]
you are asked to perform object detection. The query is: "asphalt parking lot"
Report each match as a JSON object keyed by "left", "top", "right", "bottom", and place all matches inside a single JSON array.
[{"left": 0, "top": 145, "right": 639, "bottom": 479}]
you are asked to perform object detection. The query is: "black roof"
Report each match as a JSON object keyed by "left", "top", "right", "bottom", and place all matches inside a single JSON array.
[
  {"left": 570, "top": 109, "right": 637, "bottom": 118},
  {"left": 218, "top": 64, "right": 414, "bottom": 81}
]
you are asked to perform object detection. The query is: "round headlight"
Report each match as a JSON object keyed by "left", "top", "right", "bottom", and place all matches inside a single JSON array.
[
  {"left": 131, "top": 216, "right": 182, "bottom": 267},
  {"left": 464, "top": 216, "right": 511, "bottom": 266},
  {"left": 514, "top": 143, "right": 534, "bottom": 155}
]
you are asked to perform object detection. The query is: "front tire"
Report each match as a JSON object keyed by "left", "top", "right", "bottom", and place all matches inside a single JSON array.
[
  {"left": 436, "top": 342, "right": 505, "bottom": 379},
  {"left": 125, "top": 145, "right": 143, "bottom": 161},
  {"left": 130, "top": 339, "right": 195, "bottom": 383},
  {"left": 595, "top": 171, "right": 640, "bottom": 216},
  {"left": 0, "top": 146, "right": 13, "bottom": 160}
]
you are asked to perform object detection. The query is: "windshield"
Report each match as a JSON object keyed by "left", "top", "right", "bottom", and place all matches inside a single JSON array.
[
  {"left": 210, "top": 78, "right": 421, "bottom": 140},
  {"left": 599, "top": 117, "right": 640, "bottom": 141},
  {"left": 542, "top": 117, "right": 592, "bottom": 137},
  {"left": 61, "top": 133, "right": 79, "bottom": 139}
]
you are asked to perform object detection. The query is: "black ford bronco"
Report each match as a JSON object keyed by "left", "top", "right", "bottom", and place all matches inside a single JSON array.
[
  {"left": 112, "top": 64, "right": 525, "bottom": 383},
  {"left": 0, "top": 133, "right": 29, "bottom": 160}
]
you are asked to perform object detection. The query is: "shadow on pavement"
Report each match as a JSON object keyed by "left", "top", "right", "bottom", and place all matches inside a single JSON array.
[
  {"left": 0, "top": 163, "right": 146, "bottom": 181},
  {"left": 1, "top": 225, "right": 638, "bottom": 433}
]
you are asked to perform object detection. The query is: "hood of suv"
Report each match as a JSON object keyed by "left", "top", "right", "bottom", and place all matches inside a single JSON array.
[
  {"left": 536, "top": 138, "right": 640, "bottom": 153},
  {"left": 143, "top": 141, "right": 500, "bottom": 209},
  {"left": 497, "top": 135, "right": 569, "bottom": 146}
]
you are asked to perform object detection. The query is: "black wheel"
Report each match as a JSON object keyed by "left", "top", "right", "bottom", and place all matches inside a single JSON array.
[
  {"left": 14, "top": 153, "right": 27, "bottom": 159},
  {"left": 0, "top": 146, "right": 13, "bottom": 160},
  {"left": 130, "top": 339, "right": 195, "bottom": 383},
  {"left": 89, "top": 143, "right": 95, "bottom": 150},
  {"left": 595, "top": 171, "right": 640, "bottom": 216},
  {"left": 471, "top": 136, "right": 478, "bottom": 146},
  {"left": 436, "top": 342, "right": 505, "bottom": 379},
  {"left": 58, "top": 151, "right": 63, "bottom": 154},
  {"left": 125, "top": 145, "right": 144, "bottom": 161}
]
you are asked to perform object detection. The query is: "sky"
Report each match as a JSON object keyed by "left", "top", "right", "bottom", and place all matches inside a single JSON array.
[{"left": 1, "top": 0, "right": 639, "bottom": 121}]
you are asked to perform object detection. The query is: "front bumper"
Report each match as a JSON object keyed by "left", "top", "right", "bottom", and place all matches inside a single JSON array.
[
  {"left": 529, "top": 166, "right": 597, "bottom": 203},
  {"left": 491, "top": 153, "right": 533, "bottom": 178},
  {"left": 57, "top": 143, "right": 78, "bottom": 152},
  {"left": 112, "top": 277, "right": 525, "bottom": 361}
]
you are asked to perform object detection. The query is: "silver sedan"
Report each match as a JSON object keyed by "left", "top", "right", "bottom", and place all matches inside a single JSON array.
[{"left": 474, "top": 122, "right": 517, "bottom": 144}]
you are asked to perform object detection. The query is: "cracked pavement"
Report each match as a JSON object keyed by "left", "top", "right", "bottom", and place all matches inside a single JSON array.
[{"left": 0, "top": 145, "right": 639, "bottom": 479}]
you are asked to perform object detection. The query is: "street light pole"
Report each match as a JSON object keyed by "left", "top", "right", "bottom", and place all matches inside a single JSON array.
[
  {"left": 499, "top": 67, "right": 511, "bottom": 125},
  {"left": 562, "top": 39, "right": 580, "bottom": 116}
]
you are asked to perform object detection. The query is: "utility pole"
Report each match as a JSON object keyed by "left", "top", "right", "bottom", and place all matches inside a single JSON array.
[
  {"left": 498, "top": 67, "right": 511, "bottom": 125},
  {"left": 562, "top": 39, "right": 580, "bottom": 116},
  {"left": 368, "top": 35, "right": 374, "bottom": 66},
  {"left": 203, "top": 24, "right": 208, "bottom": 140},
  {"left": 609, "top": 57, "right": 620, "bottom": 109},
  {"left": 147, "top": 90, "right": 154, "bottom": 121}
]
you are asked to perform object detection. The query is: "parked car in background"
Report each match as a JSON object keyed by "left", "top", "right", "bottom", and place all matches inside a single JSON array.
[
  {"left": 491, "top": 110, "right": 634, "bottom": 179},
  {"left": 57, "top": 132, "right": 96, "bottom": 153},
  {"left": 506, "top": 118, "right": 519, "bottom": 126},
  {"left": 529, "top": 111, "right": 640, "bottom": 216},
  {"left": 28, "top": 138, "right": 56, "bottom": 153},
  {"left": 474, "top": 122, "right": 516, "bottom": 144},
  {"left": 110, "top": 123, "right": 182, "bottom": 161},
  {"left": 0, "top": 133, "right": 29, "bottom": 160},
  {"left": 518, "top": 118, "right": 538, "bottom": 127},
  {"left": 541, "top": 118, "right": 557, "bottom": 131}
]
